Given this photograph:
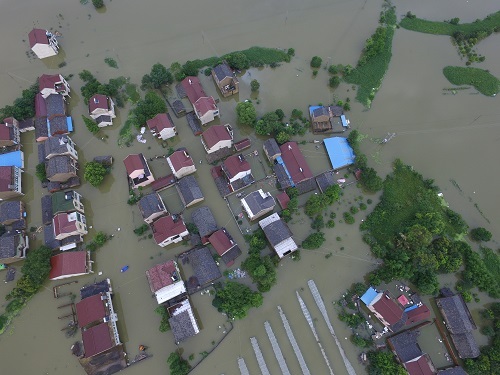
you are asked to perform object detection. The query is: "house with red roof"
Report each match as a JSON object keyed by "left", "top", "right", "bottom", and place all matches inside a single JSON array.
[
  {"left": 221, "top": 154, "right": 251, "bottom": 184},
  {"left": 88, "top": 94, "right": 115, "bottom": 127},
  {"left": 53, "top": 211, "right": 88, "bottom": 240},
  {"left": 49, "top": 251, "right": 93, "bottom": 280},
  {"left": 28, "top": 29, "right": 59, "bottom": 59},
  {"left": 145, "top": 260, "right": 186, "bottom": 304},
  {"left": 167, "top": 149, "right": 196, "bottom": 179},
  {"left": 387, "top": 329, "right": 437, "bottom": 375},
  {"left": 147, "top": 113, "right": 176, "bottom": 140},
  {"left": 82, "top": 322, "right": 117, "bottom": 358},
  {"left": 76, "top": 293, "right": 109, "bottom": 329},
  {"left": 208, "top": 228, "right": 241, "bottom": 266},
  {"left": 123, "top": 153, "right": 155, "bottom": 188},
  {"left": 279, "top": 142, "right": 313, "bottom": 184},
  {"left": 181, "top": 77, "right": 219, "bottom": 125},
  {"left": 151, "top": 215, "right": 189, "bottom": 247},
  {"left": 0, "top": 166, "right": 23, "bottom": 201},
  {"left": 39, "top": 74, "right": 70, "bottom": 99},
  {"left": 201, "top": 124, "right": 233, "bottom": 154},
  {"left": 361, "top": 288, "right": 407, "bottom": 331},
  {"left": 276, "top": 191, "right": 290, "bottom": 210},
  {"left": 0, "top": 118, "right": 20, "bottom": 147}
]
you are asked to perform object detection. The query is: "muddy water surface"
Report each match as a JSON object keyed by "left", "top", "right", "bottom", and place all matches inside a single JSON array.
[{"left": 0, "top": 0, "right": 499, "bottom": 374}]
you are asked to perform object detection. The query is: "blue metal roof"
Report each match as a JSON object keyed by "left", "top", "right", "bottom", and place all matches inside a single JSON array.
[
  {"left": 0, "top": 150, "right": 24, "bottom": 168},
  {"left": 360, "top": 286, "right": 378, "bottom": 305},
  {"left": 67, "top": 116, "right": 73, "bottom": 132},
  {"left": 275, "top": 156, "right": 295, "bottom": 187},
  {"left": 309, "top": 105, "right": 322, "bottom": 117},
  {"left": 340, "top": 115, "right": 349, "bottom": 128},
  {"left": 324, "top": 137, "right": 355, "bottom": 170},
  {"left": 404, "top": 304, "right": 419, "bottom": 312}
]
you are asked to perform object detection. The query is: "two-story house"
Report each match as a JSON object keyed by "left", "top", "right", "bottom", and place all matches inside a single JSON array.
[
  {"left": 43, "top": 136, "right": 78, "bottom": 160},
  {"left": 200, "top": 124, "right": 233, "bottom": 154},
  {"left": 0, "top": 166, "right": 23, "bottom": 201},
  {"left": 138, "top": 192, "right": 168, "bottom": 224},
  {"left": 151, "top": 215, "right": 189, "bottom": 247},
  {"left": 166, "top": 149, "right": 196, "bottom": 179},
  {"left": 88, "top": 94, "right": 116, "bottom": 127},
  {"left": 0, "top": 118, "right": 21, "bottom": 147},
  {"left": 123, "top": 153, "right": 155, "bottom": 188},
  {"left": 181, "top": 77, "right": 219, "bottom": 125},
  {"left": 211, "top": 62, "right": 239, "bottom": 97},
  {"left": 29, "top": 29, "right": 59, "bottom": 59},
  {"left": 146, "top": 113, "right": 176, "bottom": 140},
  {"left": 46, "top": 155, "right": 78, "bottom": 182},
  {"left": 53, "top": 211, "right": 88, "bottom": 241},
  {"left": 39, "top": 74, "right": 70, "bottom": 99},
  {"left": 221, "top": 154, "right": 251, "bottom": 184}
]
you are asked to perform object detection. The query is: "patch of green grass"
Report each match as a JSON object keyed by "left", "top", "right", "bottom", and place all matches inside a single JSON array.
[
  {"left": 125, "top": 83, "right": 140, "bottom": 103},
  {"left": 443, "top": 66, "right": 500, "bottom": 96},
  {"left": 400, "top": 11, "right": 500, "bottom": 36},
  {"left": 104, "top": 57, "right": 118, "bottom": 69}
]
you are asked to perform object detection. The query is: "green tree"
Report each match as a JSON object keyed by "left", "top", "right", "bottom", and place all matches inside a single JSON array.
[
  {"left": 155, "top": 306, "right": 171, "bottom": 332},
  {"left": 236, "top": 101, "right": 257, "bottom": 126},
  {"left": 311, "top": 215, "right": 324, "bottom": 231},
  {"left": 212, "top": 282, "right": 263, "bottom": 319},
  {"left": 142, "top": 63, "right": 173, "bottom": 90},
  {"left": 310, "top": 56, "right": 323, "bottom": 68},
  {"left": 302, "top": 232, "right": 325, "bottom": 249},
  {"left": 92, "top": 0, "right": 104, "bottom": 8},
  {"left": 275, "top": 131, "right": 290, "bottom": 145},
  {"left": 242, "top": 252, "right": 277, "bottom": 292},
  {"left": 329, "top": 76, "right": 341, "bottom": 88},
  {"left": 82, "top": 115, "right": 99, "bottom": 135},
  {"left": 84, "top": 161, "right": 108, "bottom": 187},
  {"left": 250, "top": 79, "right": 260, "bottom": 92},
  {"left": 226, "top": 52, "right": 250, "bottom": 70},
  {"left": 134, "top": 91, "right": 167, "bottom": 127},
  {"left": 35, "top": 163, "right": 47, "bottom": 182},
  {"left": 470, "top": 227, "right": 492, "bottom": 242},
  {"left": 167, "top": 352, "right": 190, "bottom": 375},
  {"left": 367, "top": 351, "right": 406, "bottom": 375},
  {"left": 287, "top": 48, "right": 295, "bottom": 56},
  {"left": 360, "top": 167, "right": 383, "bottom": 192}
]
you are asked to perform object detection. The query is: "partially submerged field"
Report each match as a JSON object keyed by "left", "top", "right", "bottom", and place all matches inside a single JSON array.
[{"left": 443, "top": 66, "right": 500, "bottom": 96}]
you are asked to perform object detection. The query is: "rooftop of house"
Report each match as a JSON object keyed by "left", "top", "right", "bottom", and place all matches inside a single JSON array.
[
  {"left": 263, "top": 138, "right": 281, "bottom": 157},
  {"left": 212, "top": 62, "right": 234, "bottom": 81},
  {"left": 76, "top": 293, "right": 107, "bottom": 328},
  {"left": 404, "top": 354, "right": 435, "bottom": 375},
  {"left": 96, "top": 115, "right": 112, "bottom": 125},
  {"left": 45, "top": 94, "right": 66, "bottom": 117},
  {"left": 152, "top": 215, "right": 187, "bottom": 244},
  {"left": 39, "top": 74, "right": 63, "bottom": 91},
  {"left": 0, "top": 233, "right": 22, "bottom": 259},
  {"left": 315, "top": 171, "right": 337, "bottom": 193},
  {"left": 201, "top": 125, "right": 232, "bottom": 149},
  {"left": 88, "top": 94, "right": 110, "bottom": 112},
  {"left": 35, "top": 117, "right": 48, "bottom": 140},
  {"left": 0, "top": 121, "right": 15, "bottom": 142},
  {"left": 167, "top": 149, "right": 194, "bottom": 172},
  {"left": 46, "top": 155, "right": 75, "bottom": 178},
  {"left": 388, "top": 329, "right": 423, "bottom": 362},
  {"left": 82, "top": 322, "right": 114, "bottom": 358},
  {"left": 180, "top": 76, "right": 207, "bottom": 104},
  {"left": 222, "top": 154, "right": 251, "bottom": 179},
  {"left": 191, "top": 206, "right": 218, "bottom": 238},
  {"left": 437, "top": 366, "right": 468, "bottom": 375},
  {"left": 28, "top": 28, "right": 51, "bottom": 47},
  {"left": 242, "top": 189, "right": 275, "bottom": 217},
  {"left": 51, "top": 190, "right": 79, "bottom": 214},
  {"left": 176, "top": 175, "right": 203, "bottom": 206},
  {"left": 48, "top": 115, "right": 69, "bottom": 135},
  {"left": 405, "top": 304, "right": 431, "bottom": 326},
  {"left": 123, "top": 153, "right": 148, "bottom": 175},
  {"left": 35, "top": 93, "right": 47, "bottom": 117},
  {"left": 146, "top": 113, "right": 174, "bottom": 133},
  {"left": 436, "top": 294, "right": 477, "bottom": 334},
  {"left": 194, "top": 96, "right": 217, "bottom": 116},
  {"left": 259, "top": 213, "right": 293, "bottom": 246},
  {"left": 371, "top": 291, "right": 406, "bottom": 327},
  {"left": 273, "top": 163, "right": 294, "bottom": 189},
  {"left": 49, "top": 251, "right": 88, "bottom": 280},
  {"left": 80, "top": 278, "right": 112, "bottom": 300},
  {"left": 44, "top": 135, "right": 74, "bottom": 156},
  {"left": 280, "top": 142, "right": 313, "bottom": 183},
  {"left": 187, "top": 246, "right": 222, "bottom": 286},
  {"left": 0, "top": 200, "right": 23, "bottom": 224},
  {"left": 137, "top": 192, "right": 166, "bottom": 220},
  {"left": 450, "top": 331, "right": 480, "bottom": 359},
  {"left": 208, "top": 228, "right": 236, "bottom": 256},
  {"left": 0, "top": 166, "right": 15, "bottom": 192},
  {"left": 145, "top": 260, "right": 181, "bottom": 292},
  {"left": 169, "top": 299, "right": 199, "bottom": 343},
  {"left": 53, "top": 211, "right": 81, "bottom": 236},
  {"left": 311, "top": 105, "right": 343, "bottom": 119},
  {"left": 276, "top": 191, "right": 290, "bottom": 209}
]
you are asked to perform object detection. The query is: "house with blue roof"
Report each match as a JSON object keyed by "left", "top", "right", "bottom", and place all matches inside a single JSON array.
[
  {"left": 324, "top": 137, "right": 355, "bottom": 170},
  {"left": 310, "top": 105, "right": 348, "bottom": 134},
  {"left": 0, "top": 151, "right": 24, "bottom": 169}
]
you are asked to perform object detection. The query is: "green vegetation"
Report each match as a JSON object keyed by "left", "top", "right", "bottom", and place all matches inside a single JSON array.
[
  {"left": 347, "top": 130, "right": 383, "bottom": 193},
  {"left": 92, "top": 0, "right": 104, "bottom": 8},
  {"left": 212, "top": 281, "right": 263, "bottom": 319},
  {"left": 242, "top": 230, "right": 277, "bottom": 292},
  {"left": 304, "top": 185, "right": 341, "bottom": 217},
  {"left": 0, "top": 82, "right": 38, "bottom": 120},
  {"left": 186, "top": 222, "right": 199, "bottom": 235},
  {"left": 470, "top": 227, "right": 492, "bottom": 242},
  {"left": 127, "top": 189, "right": 143, "bottom": 205},
  {"left": 338, "top": 311, "right": 364, "bottom": 328},
  {"left": 133, "top": 91, "right": 167, "bottom": 128},
  {"left": 155, "top": 306, "right": 171, "bottom": 332},
  {"left": 79, "top": 70, "right": 129, "bottom": 107},
  {"left": 84, "top": 161, "right": 108, "bottom": 187},
  {"left": 250, "top": 79, "right": 260, "bottom": 92},
  {"left": 329, "top": 76, "right": 341, "bottom": 88},
  {"left": 302, "top": 232, "right": 326, "bottom": 249},
  {"left": 134, "top": 224, "right": 149, "bottom": 236},
  {"left": 367, "top": 351, "right": 406, "bottom": 375},
  {"left": 82, "top": 115, "right": 99, "bottom": 135},
  {"left": 343, "top": 212, "right": 355, "bottom": 224},
  {"left": 35, "top": 163, "right": 47, "bottom": 182},
  {"left": 361, "top": 159, "right": 470, "bottom": 294},
  {"left": 443, "top": 66, "right": 500, "bottom": 96},
  {"left": 459, "top": 245, "right": 500, "bottom": 298},
  {"left": 310, "top": 56, "right": 322, "bottom": 68},
  {"left": 236, "top": 101, "right": 257, "bottom": 126},
  {"left": 167, "top": 352, "right": 190, "bottom": 375},
  {"left": 344, "top": 3, "right": 397, "bottom": 107},
  {"left": 226, "top": 52, "right": 250, "bottom": 70},
  {"left": 351, "top": 334, "right": 372, "bottom": 348},
  {"left": 85, "top": 231, "right": 110, "bottom": 252},
  {"left": 311, "top": 215, "right": 324, "bottom": 231},
  {"left": 141, "top": 63, "right": 173, "bottom": 90},
  {"left": 254, "top": 108, "right": 308, "bottom": 139},
  {"left": 104, "top": 57, "right": 118, "bottom": 69}
]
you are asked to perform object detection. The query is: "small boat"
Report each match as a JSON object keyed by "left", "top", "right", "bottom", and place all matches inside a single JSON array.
[{"left": 120, "top": 265, "right": 129, "bottom": 273}]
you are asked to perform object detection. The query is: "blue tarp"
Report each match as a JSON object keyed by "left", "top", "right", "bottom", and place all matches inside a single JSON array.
[
  {"left": 404, "top": 304, "right": 419, "bottom": 312},
  {"left": 309, "top": 105, "right": 322, "bottom": 117},
  {"left": 0, "top": 150, "right": 24, "bottom": 168},
  {"left": 360, "top": 287, "right": 378, "bottom": 305},
  {"left": 324, "top": 137, "right": 355, "bottom": 170},
  {"left": 67, "top": 116, "right": 73, "bottom": 132},
  {"left": 275, "top": 156, "right": 295, "bottom": 187},
  {"left": 340, "top": 115, "right": 349, "bottom": 128}
]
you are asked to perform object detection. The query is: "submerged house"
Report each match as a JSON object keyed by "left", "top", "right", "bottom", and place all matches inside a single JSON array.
[
  {"left": 309, "top": 105, "right": 347, "bottom": 134},
  {"left": 191, "top": 206, "right": 218, "bottom": 241},
  {"left": 0, "top": 117, "right": 21, "bottom": 147},
  {"left": 211, "top": 62, "right": 239, "bottom": 97},
  {"left": 49, "top": 251, "right": 93, "bottom": 280},
  {"left": 88, "top": 94, "right": 116, "bottom": 127},
  {"left": 259, "top": 213, "right": 297, "bottom": 259},
  {"left": 387, "top": 329, "right": 437, "bottom": 375},
  {"left": 51, "top": 190, "right": 84, "bottom": 215},
  {"left": 147, "top": 113, "right": 176, "bottom": 140},
  {"left": 263, "top": 138, "right": 281, "bottom": 163},
  {"left": 324, "top": 137, "right": 355, "bottom": 170},
  {"left": 46, "top": 155, "right": 78, "bottom": 182},
  {"left": 181, "top": 76, "right": 219, "bottom": 125},
  {"left": 221, "top": 154, "right": 252, "bottom": 184},
  {"left": 241, "top": 189, "right": 276, "bottom": 221},
  {"left": 201, "top": 124, "right": 233, "bottom": 154},
  {"left": 28, "top": 29, "right": 59, "bottom": 59},
  {"left": 168, "top": 298, "right": 200, "bottom": 343},
  {"left": 39, "top": 74, "right": 70, "bottom": 99},
  {"left": 152, "top": 215, "right": 189, "bottom": 247},
  {"left": 53, "top": 211, "right": 88, "bottom": 241},
  {"left": 43, "top": 135, "right": 78, "bottom": 160},
  {"left": 208, "top": 228, "right": 241, "bottom": 266},
  {"left": 123, "top": 153, "right": 155, "bottom": 188},
  {"left": 167, "top": 149, "right": 196, "bottom": 179},
  {"left": 0, "top": 166, "right": 23, "bottom": 201},
  {"left": 183, "top": 246, "right": 222, "bottom": 292},
  {"left": 0, "top": 232, "right": 28, "bottom": 264},
  {"left": 138, "top": 192, "right": 168, "bottom": 224},
  {"left": 280, "top": 142, "right": 313, "bottom": 185},
  {"left": 360, "top": 287, "right": 407, "bottom": 332},
  {"left": 0, "top": 200, "right": 25, "bottom": 226},
  {"left": 146, "top": 260, "right": 186, "bottom": 304},
  {"left": 176, "top": 175, "right": 204, "bottom": 208}
]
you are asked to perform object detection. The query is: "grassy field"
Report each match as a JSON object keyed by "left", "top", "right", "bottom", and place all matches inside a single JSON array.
[
  {"left": 443, "top": 66, "right": 500, "bottom": 96},
  {"left": 400, "top": 11, "right": 500, "bottom": 36},
  {"left": 482, "top": 247, "right": 500, "bottom": 286}
]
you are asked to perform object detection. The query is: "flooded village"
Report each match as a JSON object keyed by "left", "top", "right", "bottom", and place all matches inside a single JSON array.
[{"left": 0, "top": 0, "right": 499, "bottom": 375}]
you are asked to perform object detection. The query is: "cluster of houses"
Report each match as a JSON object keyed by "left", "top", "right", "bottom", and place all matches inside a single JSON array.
[{"left": 360, "top": 286, "right": 478, "bottom": 374}]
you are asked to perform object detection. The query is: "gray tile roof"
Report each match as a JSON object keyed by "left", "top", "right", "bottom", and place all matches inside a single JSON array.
[
  {"left": 438, "top": 366, "right": 468, "bottom": 375},
  {"left": 137, "top": 193, "right": 166, "bottom": 221},
  {"left": 44, "top": 135, "right": 71, "bottom": 156},
  {"left": 450, "top": 332, "right": 480, "bottom": 359},
  {"left": 262, "top": 219, "right": 293, "bottom": 246},
  {"left": 0, "top": 200, "right": 23, "bottom": 224},
  {"left": 242, "top": 190, "right": 275, "bottom": 217},
  {"left": 43, "top": 223, "right": 60, "bottom": 250},
  {"left": 388, "top": 329, "right": 422, "bottom": 362},
  {"left": 315, "top": 171, "right": 336, "bottom": 193},
  {"left": 263, "top": 138, "right": 281, "bottom": 159},
  {"left": 312, "top": 106, "right": 329, "bottom": 118},
  {"left": 96, "top": 115, "right": 112, "bottom": 125},
  {"left": 46, "top": 156, "right": 75, "bottom": 179},
  {"left": 437, "top": 295, "right": 477, "bottom": 334},
  {"left": 0, "top": 234, "right": 18, "bottom": 259},
  {"left": 35, "top": 116, "right": 48, "bottom": 139},
  {"left": 45, "top": 94, "right": 66, "bottom": 117},
  {"left": 191, "top": 207, "right": 217, "bottom": 238},
  {"left": 213, "top": 63, "right": 233, "bottom": 81},
  {"left": 296, "top": 178, "right": 317, "bottom": 195},
  {"left": 169, "top": 309, "right": 197, "bottom": 343},
  {"left": 274, "top": 164, "right": 294, "bottom": 189},
  {"left": 188, "top": 246, "right": 221, "bottom": 286},
  {"left": 38, "top": 143, "right": 46, "bottom": 163},
  {"left": 221, "top": 245, "right": 242, "bottom": 265},
  {"left": 176, "top": 175, "right": 204, "bottom": 207},
  {"left": 48, "top": 115, "right": 68, "bottom": 135}
]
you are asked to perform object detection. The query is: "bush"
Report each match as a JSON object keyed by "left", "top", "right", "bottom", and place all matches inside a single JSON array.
[
  {"left": 226, "top": 52, "right": 250, "bottom": 70},
  {"left": 134, "top": 224, "right": 149, "bottom": 236},
  {"left": 328, "top": 65, "right": 339, "bottom": 74},
  {"left": 92, "top": 0, "right": 104, "bottom": 8},
  {"left": 470, "top": 227, "right": 492, "bottom": 242},
  {"left": 250, "top": 79, "right": 260, "bottom": 92},
  {"left": 310, "top": 56, "right": 322, "bottom": 68},
  {"left": 236, "top": 101, "right": 257, "bottom": 126},
  {"left": 287, "top": 48, "right": 295, "bottom": 56},
  {"left": 302, "top": 232, "right": 326, "bottom": 249},
  {"left": 351, "top": 334, "right": 372, "bottom": 348},
  {"left": 155, "top": 306, "right": 171, "bottom": 332},
  {"left": 82, "top": 115, "right": 99, "bottom": 134},
  {"left": 84, "top": 161, "right": 108, "bottom": 187},
  {"left": 104, "top": 57, "right": 118, "bottom": 69},
  {"left": 343, "top": 212, "right": 355, "bottom": 224},
  {"left": 311, "top": 215, "right": 325, "bottom": 231},
  {"left": 35, "top": 163, "right": 47, "bottom": 182},
  {"left": 329, "top": 76, "right": 341, "bottom": 88}
]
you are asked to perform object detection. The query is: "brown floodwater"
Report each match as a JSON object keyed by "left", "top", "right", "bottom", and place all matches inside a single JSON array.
[{"left": 0, "top": 0, "right": 499, "bottom": 374}]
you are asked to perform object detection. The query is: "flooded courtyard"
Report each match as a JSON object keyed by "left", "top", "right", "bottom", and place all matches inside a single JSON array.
[{"left": 0, "top": 0, "right": 499, "bottom": 374}]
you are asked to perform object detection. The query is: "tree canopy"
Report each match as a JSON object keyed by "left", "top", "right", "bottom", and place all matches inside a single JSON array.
[
  {"left": 226, "top": 52, "right": 250, "bottom": 70},
  {"left": 367, "top": 351, "right": 406, "bottom": 375},
  {"left": 236, "top": 101, "right": 257, "bottom": 126},
  {"left": 470, "top": 227, "right": 492, "bottom": 242},
  {"left": 84, "top": 161, "right": 108, "bottom": 187},
  {"left": 134, "top": 91, "right": 167, "bottom": 127},
  {"left": 302, "top": 232, "right": 326, "bottom": 249},
  {"left": 141, "top": 63, "right": 173, "bottom": 90},
  {"left": 167, "top": 352, "right": 190, "bottom": 375},
  {"left": 212, "top": 282, "right": 263, "bottom": 319}
]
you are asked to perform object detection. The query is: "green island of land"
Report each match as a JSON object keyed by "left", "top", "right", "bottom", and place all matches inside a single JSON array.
[{"left": 443, "top": 66, "right": 500, "bottom": 96}]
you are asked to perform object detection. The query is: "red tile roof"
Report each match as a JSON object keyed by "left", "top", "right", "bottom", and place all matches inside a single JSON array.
[
  {"left": 151, "top": 174, "right": 176, "bottom": 192},
  {"left": 123, "top": 153, "right": 145, "bottom": 175},
  {"left": 147, "top": 113, "right": 174, "bottom": 133},
  {"left": 88, "top": 94, "right": 109, "bottom": 113},
  {"left": 398, "top": 295, "right": 409, "bottom": 306},
  {"left": 202, "top": 125, "right": 232, "bottom": 149},
  {"left": 53, "top": 212, "right": 78, "bottom": 236},
  {"left": 82, "top": 322, "right": 114, "bottom": 358},
  {"left": 194, "top": 97, "right": 217, "bottom": 116},
  {"left": 152, "top": 215, "right": 187, "bottom": 244},
  {"left": 76, "top": 294, "right": 106, "bottom": 328},
  {"left": 276, "top": 191, "right": 290, "bottom": 209},
  {"left": 28, "top": 28, "right": 49, "bottom": 47},
  {"left": 372, "top": 292, "right": 405, "bottom": 326},
  {"left": 0, "top": 122, "right": 12, "bottom": 142},
  {"left": 0, "top": 167, "right": 13, "bottom": 192},
  {"left": 406, "top": 305, "right": 431, "bottom": 326},
  {"left": 222, "top": 154, "right": 250, "bottom": 179},
  {"left": 181, "top": 77, "right": 207, "bottom": 104},
  {"left": 39, "top": 74, "right": 61, "bottom": 90},
  {"left": 208, "top": 229, "right": 233, "bottom": 256},
  {"left": 35, "top": 93, "right": 47, "bottom": 117},
  {"left": 279, "top": 142, "right": 313, "bottom": 183},
  {"left": 168, "top": 150, "right": 194, "bottom": 172},
  {"left": 234, "top": 138, "right": 251, "bottom": 151},
  {"left": 146, "top": 260, "right": 177, "bottom": 293},
  {"left": 404, "top": 355, "right": 435, "bottom": 375},
  {"left": 49, "top": 251, "right": 87, "bottom": 279}
]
